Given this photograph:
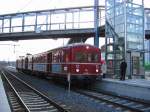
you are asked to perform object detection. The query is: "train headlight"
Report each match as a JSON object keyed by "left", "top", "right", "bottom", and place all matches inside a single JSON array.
[
  {"left": 86, "top": 46, "right": 89, "bottom": 49},
  {"left": 96, "top": 69, "right": 99, "bottom": 72},
  {"left": 76, "top": 69, "right": 79, "bottom": 72}
]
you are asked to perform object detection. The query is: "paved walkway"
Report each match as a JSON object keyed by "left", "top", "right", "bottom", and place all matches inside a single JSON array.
[
  {"left": 104, "top": 78, "right": 150, "bottom": 88},
  {"left": 0, "top": 74, "right": 11, "bottom": 112},
  {"left": 95, "top": 78, "right": 150, "bottom": 101}
]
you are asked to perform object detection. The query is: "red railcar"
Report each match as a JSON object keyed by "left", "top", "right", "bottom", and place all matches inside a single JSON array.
[
  {"left": 32, "top": 52, "right": 48, "bottom": 75},
  {"left": 27, "top": 55, "right": 33, "bottom": 71},
  {"left": 16, "top": 59, "right": 22, "bottom": 70},
  {"left": 16, "top": 56, "right": 25, "bottom": 70},
  {"left": 16, "top": 44, "right": 102, "bottom": 81}
]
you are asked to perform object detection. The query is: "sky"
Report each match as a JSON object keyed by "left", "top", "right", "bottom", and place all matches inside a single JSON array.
[{"left": 0, "top": 0, "right": 149, "bottom": 61}]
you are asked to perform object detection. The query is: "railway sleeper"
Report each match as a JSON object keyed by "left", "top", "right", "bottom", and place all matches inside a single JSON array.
[
  {"left": 20, "top": 94, "right": 40, "bottom": 98},
  {"left": 141, "top": 107, "right": 150, "bottom": 112},
  {"left": 114, "top": 100, "right": 129, "bottom": 104},
  {"left": 26, "top": 103, "right": 51, "bottom": 107},
  {"left": 28, "top": 106, "right": 58, "bottom": 111},
  {"left": 25, "top": 101, "right": 48, "bottom": 105},
  {"left": 22, "top": 98, "right": 45, "bottom": 102},
  {"left": 13, "top": 107, "right": 25, "bottom": 112}
]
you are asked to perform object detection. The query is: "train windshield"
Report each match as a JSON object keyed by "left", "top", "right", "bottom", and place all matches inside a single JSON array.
[{"left": 75, "top": 52, "right": 99, "bottom": 63}]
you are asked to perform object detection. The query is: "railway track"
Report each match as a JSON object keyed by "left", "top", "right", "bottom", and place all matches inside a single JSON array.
[
  {"left": 1, "top": 70, "right": 69, "bottom": 112},
  {"left": 2, "top": 68, "right": 150, "bottom": 112},
  {"left": 75, "top": 89, "right": 150, "bottom": 112}
]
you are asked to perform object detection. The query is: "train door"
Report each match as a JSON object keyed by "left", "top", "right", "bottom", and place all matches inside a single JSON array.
[
  {"left": 47, "top": 52, "right": 52, "bottom": 73},
  {"left": 16, "top": 60, "right": 18, "bottom": 69},
  {"left": 25, "top": 58, "right": 28, "bottom": 70},
  {"left": 127, "top": 52, "right": 145, "bottom": 79},
  {"left": 31, "top": 57, "right": 33, "bottom": 71},
  {"left": 21, "top": 59, "right": 23, "bottom": 70},
  {"left": 64, "top": 49, "right": 71, "bottom": 75},
  {"left": 132, "top": 56, "right": 140, "bottom": 75}
]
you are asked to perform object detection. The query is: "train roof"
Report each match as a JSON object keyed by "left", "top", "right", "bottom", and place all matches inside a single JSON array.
[
  {"left": 33, "top": 43, "right": 100, "bottom": 56},
  {"left": 67, "top": 43, "right": 98, "bottom": 48},
  {"left": 49, "top": 43, "right": 100, "bottom": 51},
  {"left": 17, "top": 43, "right": 100, "bottom": 59}
]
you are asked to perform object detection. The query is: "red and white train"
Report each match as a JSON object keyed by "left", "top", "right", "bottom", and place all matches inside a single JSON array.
[{"left": 16, "top": 44, "right": 102, "bottom": 81}]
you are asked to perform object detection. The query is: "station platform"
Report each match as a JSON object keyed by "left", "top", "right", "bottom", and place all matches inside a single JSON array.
[
  {"left": 95, "top": 78, "right": 150, "bottom": 102},
  {"left": 0, "top": 74, "right": 11, "bottom": 112}
]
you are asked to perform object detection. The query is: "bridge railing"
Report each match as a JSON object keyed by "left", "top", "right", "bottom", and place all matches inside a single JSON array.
[{"left": 0, "top": 6, "right": 105, "bottom": 34}]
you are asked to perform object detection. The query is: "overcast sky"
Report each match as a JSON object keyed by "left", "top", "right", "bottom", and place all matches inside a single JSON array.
[{"left": 0, "top": 0, "right": 149, "bottom": 61}]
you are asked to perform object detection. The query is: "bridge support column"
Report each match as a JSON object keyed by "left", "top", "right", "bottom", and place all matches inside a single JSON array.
[{"left": 94, "top": 0, "right": 99, "bottom": 48}]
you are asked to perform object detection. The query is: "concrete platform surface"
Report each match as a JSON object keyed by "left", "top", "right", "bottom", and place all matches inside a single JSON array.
[
  {"left": 95, "top": 78, "right": 150, "bottom": 101},
  {"left": 0, "top": 74, "right": 11, "bottom": 112},
  {"left": 104, "top": 79, "right": 150, "bottom": 88}
]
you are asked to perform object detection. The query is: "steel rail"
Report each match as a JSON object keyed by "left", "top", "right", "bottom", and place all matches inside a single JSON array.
[
  {"left": 75, "top": 89, "right": 150, "bottom": 112},
  {"left": 93, "top": 89, "right": 150, "bottom": 106},
  {"left": 1, "top": 71, "right": 30, "bottom": 112},
  {"left": 3, "top": 69, "right": 70, "bottom": 112}
]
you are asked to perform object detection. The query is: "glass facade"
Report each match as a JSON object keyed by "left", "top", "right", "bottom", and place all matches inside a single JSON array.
[
  {"left": 145, "top": 40, "right": 150, "bottom": 63},
  {"left": 105, "top": 0, "right": 144, "bottom": 78},
  {"left": 145, "top": 9, "right": 150, "bottom": 30},
  {"left": 126, "top": 2, "right": 144, "bottom": 50},
  {"left": 106, "top": 0, "right": 144, "bottom": 50},
  {"left": 145, "top": 9, "right": 150, "bottom": 64}
]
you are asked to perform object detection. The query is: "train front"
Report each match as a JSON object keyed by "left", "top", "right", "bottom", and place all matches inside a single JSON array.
[{"left": 70, "top": 44, "right": 102, "bottom": 81}]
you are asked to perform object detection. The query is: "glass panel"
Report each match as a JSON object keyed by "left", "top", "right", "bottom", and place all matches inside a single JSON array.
[
  {"left": 115, "top": 24, "right": 124, "bottom": 33},
  {"left": 106, "top": 8, "right": 114, "bottom": 19},
  {"left": 145, "top": 10, "right": 150, "bottom": 30},
  {"left": 115, "top": 0, "right": 124, "bottom": 4},
  {"left": 87, "top": 53, "right": 99, "bottom": 62},
  {"left": 115, "top": 15, "right": 124, "bottom": 25},
  {"left": 127, "top": 3, "right": 143, "bottom": 16},
  {"left": 118, "top": 33, "right": 124, "bottom": 38},
  {"left": 3, "top": 19, "right": 10, "bottom": 27},
  {"left": 0, "top": 20, "right": 2, "bottom": 28},
  {"left": 107, "top": 18, "right": 114, "bottom": 26},
  {"left": 106, "top": 0, "right": 114, "bottom": 9},
  {"left": 127, "top": 24, "right": 143, "bottom": 34},
  {"left": 12, "top": 18, "right": 22, "bottom": 27},
  {"left": 128, "top": 0, "right": 143, "bottom": 5},
  {"left": 115, "top": 5, "right": 124, "bottom": 16},
  {"left": 107, "top": 54, "right": 114, "bottom": 59},
  {"left": 127, "top": 42, "right": 143, "bottom": 50},
  {"left": 127, "top": 15, "right": 143, "bottom": 25},
  {"left": 24, "top": 16, "right": 36, "bottom": 25},
  {"left": 127, "top": 33, "right": 143, "bottom": 42}
]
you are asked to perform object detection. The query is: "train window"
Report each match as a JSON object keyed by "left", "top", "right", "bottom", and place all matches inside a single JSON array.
[
  {"left": 75, "top": 52, "right": 99, "bottom": 62},
  {"left": 75, "top": 52, "right": 86, "bottom": 62},
  {"left": 91, "top": 54, "right": 99, "bottom": 62},
  {"left": 52, "top": 53, "right": 57, "bottom": 63},
  {"left": 65, "top": 54, "right": 69, "bottom": 62},
  {"left": 87, "top": 53, "right": 99, "bottom": 62}
]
